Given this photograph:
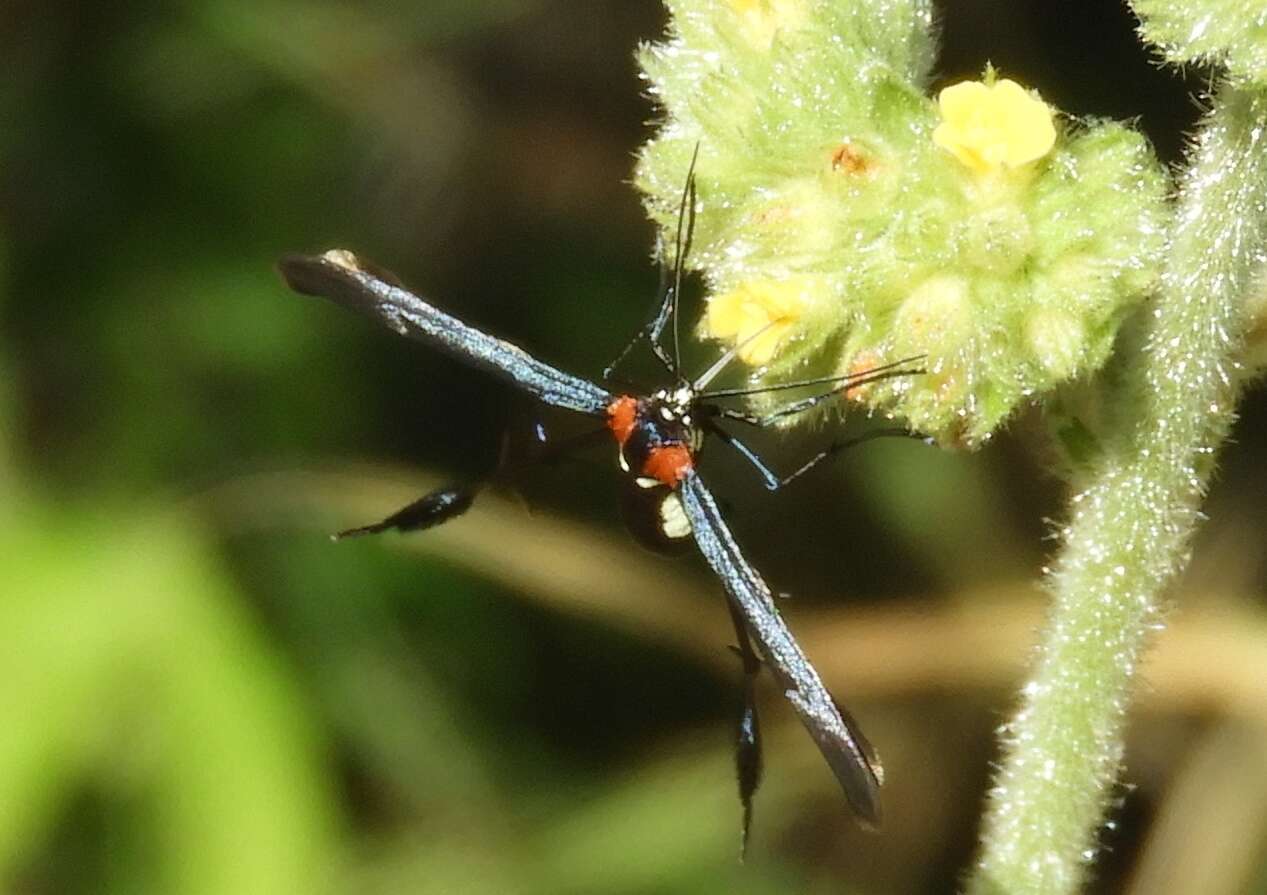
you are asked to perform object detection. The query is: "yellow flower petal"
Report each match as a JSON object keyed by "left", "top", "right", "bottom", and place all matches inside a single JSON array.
[
  {"left": 933, "top": 76, "right": 1056, "bottom": 175},
  {"left": 704, "top": 278, "right": 809, "bottom": 365},
  {"left": 937, "top": 80, "right": 989, "bottom": 125}
]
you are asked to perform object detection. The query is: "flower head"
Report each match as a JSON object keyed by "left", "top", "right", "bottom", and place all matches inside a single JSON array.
[
  {"left": 933, "top": 76, "right": 1057, "bottom": 174},
  {"left": 638, "top": 5, "right": 1166, "bottom": 446}
]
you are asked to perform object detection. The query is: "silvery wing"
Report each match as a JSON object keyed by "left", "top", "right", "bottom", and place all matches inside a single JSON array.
[
  {"left": 678, "top": 469, "right": 883, "bottom": 826},
  {"left": 279, "top": 250, "right": 614, "bottom": 416}
]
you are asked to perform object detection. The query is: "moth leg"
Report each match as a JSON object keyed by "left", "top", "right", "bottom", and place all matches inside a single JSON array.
[
  {"left": 768, "top": 429, "right": 932, "bottom": 489},
  {"left": 335, "top": 427, "right": 611, "bottom": 540},
  {"left": 334, "top": 484, "right": 478, "bottom": 539},
  {"left": 725, "top": 598, "right": 764, "bottom": 860},
  {"left": 711, "top": 421, "right": 931, "bottom": 491}
]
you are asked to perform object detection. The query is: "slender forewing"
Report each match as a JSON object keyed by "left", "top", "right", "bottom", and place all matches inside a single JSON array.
[
  {"left": 679, "top": 470, "right": 883, "bottom": 827},
  {"left": 280, "top": 251, "right": 614, "bottom": 416}
]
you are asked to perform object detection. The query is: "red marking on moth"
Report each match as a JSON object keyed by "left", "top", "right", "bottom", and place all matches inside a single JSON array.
[
  {"left": 643, "top": 444, "right": 694, "bottom": 486},
  {"left": 607, "top": 396, "right": 638, "bottom": 444}
]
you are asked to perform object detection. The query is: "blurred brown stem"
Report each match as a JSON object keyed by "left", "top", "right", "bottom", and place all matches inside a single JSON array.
[{"left": 199, "top": 464, "right": 1267, "bottom": 726}]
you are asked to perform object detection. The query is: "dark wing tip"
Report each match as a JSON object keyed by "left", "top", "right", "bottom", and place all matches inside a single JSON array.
[
  {"left": 787, "top": 689, "right": 884, "bottom": 829},
  {"left": 278, "top": 250, "right": 413, "bottom": 321},
  {"left": 835, "top": 710, "right": 884, "bottom": 829},
  {"left": 280, "top": 249, "right": 407, "bottom": 288},
  {"left": 277, "top": 250, "right": 363, "bottom": 297},
  {"left": 851, "top": 786, "right": 883, "bottom": 832},
  {"left": 279, "top": 249, "right": 408, "bottom": 293},
  {"left": 826, "top": 741, "right": 883, "bottom": 830},
  {"left": 836, "top": 745, "right": 886, "bottom": 821}
]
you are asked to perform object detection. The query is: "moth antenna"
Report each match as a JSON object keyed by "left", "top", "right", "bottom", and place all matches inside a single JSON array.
[{"left": 691, "top": 319, "right": 781, "bottom": 392}]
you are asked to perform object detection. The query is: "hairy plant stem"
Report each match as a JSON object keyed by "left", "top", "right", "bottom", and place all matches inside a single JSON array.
[{"left": 968, "top": 83, "right": 1267, "bottom": 894}]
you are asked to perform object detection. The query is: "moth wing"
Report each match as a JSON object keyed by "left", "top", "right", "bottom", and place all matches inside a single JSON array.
[
  {"left": 678, "top": 469, "right": 882, "bottom": 826},
  {"left": 280, "top": 251, "right": 614, "bottom": 416}
]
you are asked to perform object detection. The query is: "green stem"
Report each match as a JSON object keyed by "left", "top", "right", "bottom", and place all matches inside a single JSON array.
[{"left": 968, "top": 84, "right": 1267, "bottom": 894}]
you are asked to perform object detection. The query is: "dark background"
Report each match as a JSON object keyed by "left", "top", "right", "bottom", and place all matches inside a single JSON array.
[{"left": 3, "top": 2, "right": 1266, "bottom": 893}]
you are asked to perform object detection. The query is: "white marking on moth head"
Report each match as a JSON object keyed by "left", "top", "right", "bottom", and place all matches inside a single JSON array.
[
  {"left": 618, "top": 451, "right": 630, "bottom": 473},
  {"left": 635, "top": 476, "right": 659, "bottom": 489},
  {"left": 658, "top": 492, "right": 692, "bottom": 540}
]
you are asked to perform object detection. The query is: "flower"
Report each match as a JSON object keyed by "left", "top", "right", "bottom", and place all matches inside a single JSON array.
[
  {"left": 933, "top": 76, "right": 1057, "bottom": 174},
  {"left": 704, "top": 278, "right": 809, "bottom": 364}
]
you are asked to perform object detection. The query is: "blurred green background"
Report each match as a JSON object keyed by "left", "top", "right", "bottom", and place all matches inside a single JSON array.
[{"left": 4, "top": 1, "right": 1267, "bottom": 893}]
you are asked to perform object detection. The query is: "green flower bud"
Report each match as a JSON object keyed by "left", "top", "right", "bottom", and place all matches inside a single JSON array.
[
  {"left": 637, "top": 1, "right": 1168, "bottom": 446},
  {"left": 1026, "top": 308, "right": 1086, "bottom": 379}
]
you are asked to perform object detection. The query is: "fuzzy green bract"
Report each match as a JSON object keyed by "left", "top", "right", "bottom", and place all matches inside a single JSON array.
[
  {"left": 1132, "top": 0, "right": 1267, "bottom": 87},
  {"left": 637, "top": 0, "right": 1168, "bottom": 446}
]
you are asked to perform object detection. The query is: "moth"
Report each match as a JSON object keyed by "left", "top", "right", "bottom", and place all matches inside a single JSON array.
[{"left": 280, "top": 164, "right": 920, "bottom": 850}]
